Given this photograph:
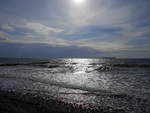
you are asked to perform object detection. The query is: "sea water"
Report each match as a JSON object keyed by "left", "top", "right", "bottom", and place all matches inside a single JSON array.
[{"left": 0, "top": 58, "right": 150, "bottom": 113}]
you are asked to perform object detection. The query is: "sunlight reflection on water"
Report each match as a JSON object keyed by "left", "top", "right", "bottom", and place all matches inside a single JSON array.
[
  {"left": 43, "top": 58, "right": 114, "bottom": 108},
  {"left": 54, "top": 58, "right": 111, "bottom": 91}
]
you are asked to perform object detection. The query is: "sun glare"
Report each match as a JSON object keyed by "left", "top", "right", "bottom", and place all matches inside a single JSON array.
[{"left": 73, "top": 0, "right": 85, "bottom": 4}]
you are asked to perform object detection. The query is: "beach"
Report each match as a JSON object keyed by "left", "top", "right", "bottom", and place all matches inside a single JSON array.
[{"left": 0, "top": 58, "right": 150, "bottom": 113}]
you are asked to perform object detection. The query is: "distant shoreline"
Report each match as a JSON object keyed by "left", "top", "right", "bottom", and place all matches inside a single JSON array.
[{"left": 0, "top": 57, "right": 150, "bottom": 60}]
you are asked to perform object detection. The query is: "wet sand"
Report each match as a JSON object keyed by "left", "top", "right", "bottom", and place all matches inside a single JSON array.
[{"left": 0, "top": 90, "right": 133, "bottom": 113}]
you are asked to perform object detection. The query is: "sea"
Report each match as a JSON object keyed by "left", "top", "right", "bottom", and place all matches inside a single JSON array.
[{"left": 0, "top": 58, "right": 150, "bottom": 113}]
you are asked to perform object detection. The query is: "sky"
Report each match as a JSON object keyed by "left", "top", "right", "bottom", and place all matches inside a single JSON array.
[{"left": 0, "top": 0, "right": 150, "bottom": 58}]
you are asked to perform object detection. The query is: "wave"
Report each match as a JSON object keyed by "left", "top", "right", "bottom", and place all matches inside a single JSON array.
[
  {"left": 1, "top": 75, "right": 149, "bottom": 100},
  {"left": 0, "top": 62, "right": 147, "bottom": 67},
  {"left": 1, "top": 75, "right": 150, "bottom": 113},
  {"left": 113, "top": 64, "right": 150, "bottom": 68}
]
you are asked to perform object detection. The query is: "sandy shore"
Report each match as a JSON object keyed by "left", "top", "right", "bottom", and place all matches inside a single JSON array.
[
  {"left": 0, "top": 90, "right": 86, "bottom": 113},
  {"left": 0, "top": 89, "right": 134, "bottom": 113}
]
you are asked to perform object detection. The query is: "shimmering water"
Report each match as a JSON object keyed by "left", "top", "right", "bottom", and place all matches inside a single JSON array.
[{"left": 0, "top": 58, "right": 150, "bottom": 113}]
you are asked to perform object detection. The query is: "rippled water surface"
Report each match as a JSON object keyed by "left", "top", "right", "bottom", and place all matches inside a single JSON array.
[{"left": 0, "top": 58, "right": 150, "bottom": 112}]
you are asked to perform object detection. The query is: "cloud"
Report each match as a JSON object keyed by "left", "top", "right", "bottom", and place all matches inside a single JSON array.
[
  {"left": 0, "top": 0, "right": 150, "bottom": 58},
  {"left": 67, "top": 0, "right": 150, "bottom": 35},
  {"left": 1, "top": 24, "right": 15, "bottom": 32},
  {"left": 125, "top": 25, "right": 150, "bottom": 38},
  {"left": 68, "top": 0, "right": 131, "bottom": 27},
  {"left": 73, "top": 38, "right": 131, "bottom": 51},
  {"left": 24, "top": 22, "right": 64, "bottom": 35},
  {"left": 60, "top": 25, "right": 122, "bottom": 40},
  {"left": 0, "top": 20, "right": 149, "bottom": 53},
  {"left": 0, "top": 31, "right": 11, "bottom": 40},
  {"left": 0, "top": 21, "right": 70, "bottom": 47},
  {"left": 0, "top": 42, "right": 100, "bottom": 58}
]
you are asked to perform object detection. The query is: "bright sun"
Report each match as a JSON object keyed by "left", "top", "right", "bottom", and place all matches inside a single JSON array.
[{"left": 73, "top": 0, "right": 85, "bottom": 4}]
